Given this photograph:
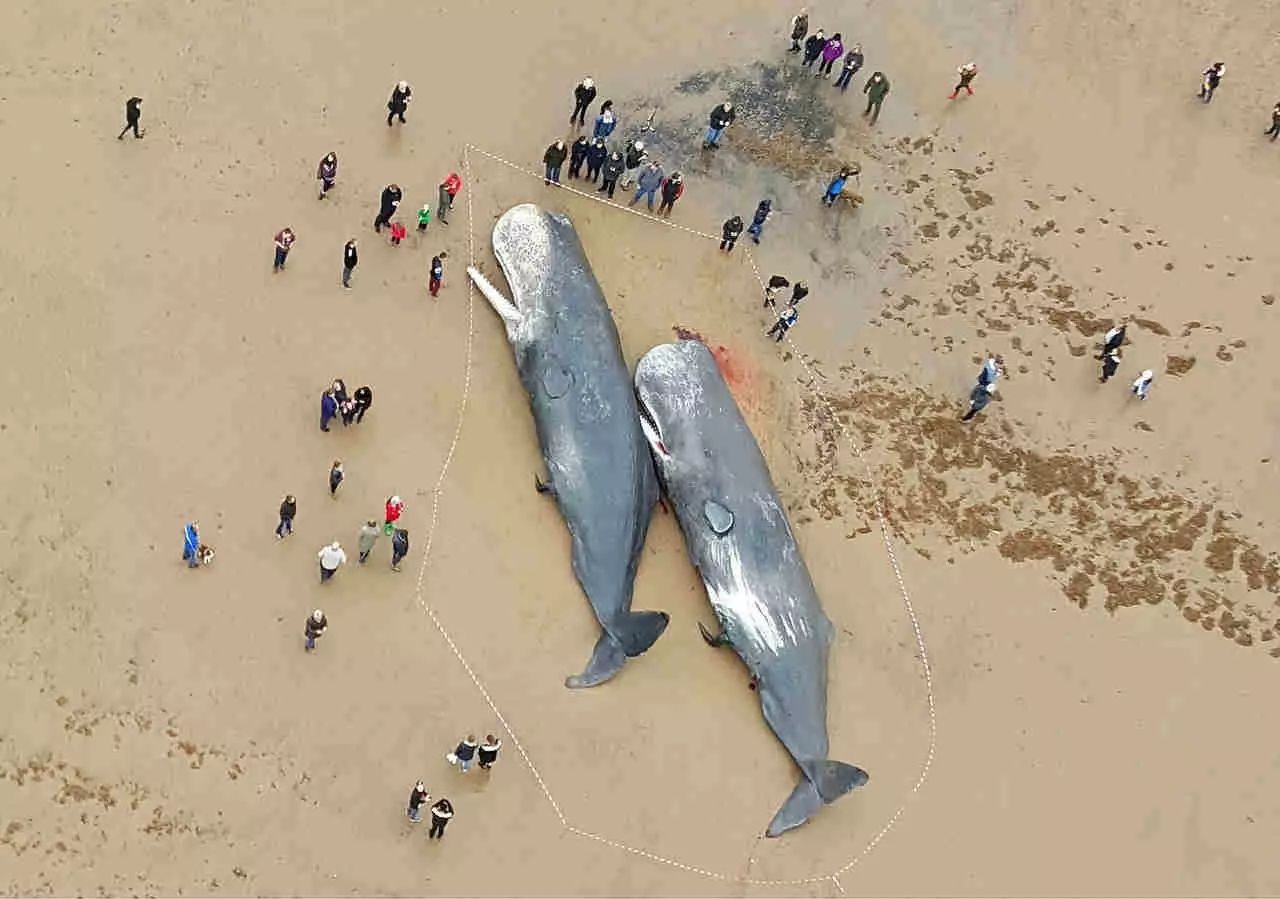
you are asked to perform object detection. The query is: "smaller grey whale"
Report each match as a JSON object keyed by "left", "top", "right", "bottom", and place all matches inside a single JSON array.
[
  {"left": 634, "top": 339, "right": 867, "bottom": 837},
  {"left": 467, "top": 204, "right": 667, "bottom": 688}
]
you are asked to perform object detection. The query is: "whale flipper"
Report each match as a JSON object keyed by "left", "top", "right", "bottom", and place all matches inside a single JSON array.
[{"left": 765, "top": 761, "right": 869, "bottom": 838}]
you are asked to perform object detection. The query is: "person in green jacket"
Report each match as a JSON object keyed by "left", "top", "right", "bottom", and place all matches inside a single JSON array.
[{"left": 862, "top": 72, "right": 890, "bottom": 125}]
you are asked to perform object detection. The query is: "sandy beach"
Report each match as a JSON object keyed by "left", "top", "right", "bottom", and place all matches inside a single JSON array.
[{"left": 1, "top": 0, "right": 1278, "bottom": 895}]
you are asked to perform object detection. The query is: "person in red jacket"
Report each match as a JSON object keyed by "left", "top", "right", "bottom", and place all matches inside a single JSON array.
[
  {"left": 384, "top": 495, "right": 405, "bottom": 534},
  {"left": 437, "top": 172, "right": 462, "bottom": 226},
  {"left": 657, "top": 172, "right": 684, "bottom": 218}
]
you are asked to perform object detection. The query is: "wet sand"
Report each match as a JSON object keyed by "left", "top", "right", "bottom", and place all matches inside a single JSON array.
[{"left": 2, "top": 0, "right": 1278, "bottom": 895}]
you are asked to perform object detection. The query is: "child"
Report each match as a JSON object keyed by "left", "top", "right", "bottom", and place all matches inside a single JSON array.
[
  {"left": 478, "top": 735, "right": 501, "bottom": 770},
  {"left": 329, "top": 460, "right": 344, "bottom": 498},
  {"left": 767, "top": 305, "right": 799, "bottom": 342},
  {"left": 428, "top": 798, "right": 453, "bottom": 839},
  {"left": 448, "top": 735, "right": 478, "bottom": 773},
  {"left": 389, "top": 220, "right": 407, "bottom": 246},
  {"left": 416, "top": 204, "right": 431, "bottom": 233},
  {"left": 429, "top": 252, "right": 447, "bottom": 298}
]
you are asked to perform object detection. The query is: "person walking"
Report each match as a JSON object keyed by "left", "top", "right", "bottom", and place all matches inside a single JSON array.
[
  {"left": 1266, "top": 101, "right": 1280, "bottom": 140},
  {"left": 629, "top": 160, "right": 666, "bottom": 211},
  {"left": 1198, "top": 62, "right": 1225, "bottom": 103},
  {"left": 316, "top": 152, "right": 338, "bottom": 199},
  {"left": 593, "top": 100, "right": 618, "bottom": 140},
  {"left": 427, "top": 799, "right": 453, "bottom": 840},
  {"left": 747, "top": 199, "right": 772, "bottom": 244},
  {"left": 357, "top": 520, "right": 381, "bottom": 564},
  {"left": 352, "top": 385, "right": 373, "bottom": 423},
  {"left": 1131, "top": 369, "right": 1154, "bottom": 400},
  {"left": 273, "top": 227, "right": 296, "bottom": 272},
  {"left": 949, "top": 62, "right": 978, "bottom": 99},
  {"left": 788, "top": 281, "right": 810, "bottom": 307},
  {"left": 1099, "top": 350, "right": 1121, "bottom": 383},
  {"left": 818, "top": 33, "right": 844, "bottom": 78},
  {"left": 478, "top": 735, "right": 501, "bottom": 770},
  {"left": 429, "top": 251, "right": 447, "bottom": 297},
  {"left": 449, "top": 735, "right": 479, "bottom": 773},
  {"left": 863, "top": 72, "right": 890, "bottom": 124},
  {"left": 387, "top": 80, "right": 412, "bottom": 125},
  {"left": 599, "top": 150, "right": 624, "bottom": 199},
  {"left": 328, "top": 460, "right": 344, "bottom": 498},
  {"left": 657, "top": 172, "right": 684, "bottom": 218},
  {"left": 585, "top": 138, "right": 608, "bottom": 183},
  {"left": 834, "top": 45, "right": 864, "bottom": 91},
  {"left": 318, "top": 541, "right": 347, "bottom": 582},
  {"left": 543, "top": 140, "right": 568, "bottom": 185},
  {"left": 720, "top": 215, "right": 744, "bottom": 252},
  {"left": 802, "top": 29, "right": 826, "bottom": 68},
  {"left": 373, "top": 184, "right": 402, "bottom": 233},
  {"left": 823, "top": 167, "right": 852, "bottom": 206},
  {"left": 384, "top": 495, "right": 405, "bottom": 534},
  {"left": 568, "top": 136, "right": 589, "bottom": 179},
  {"left": 341, "top": 239, "right": 358, "bottom": 288},
  {"left": 977, "top": 354, "right": 1002, "bottom": 388},
  {"left": 437, "top": 172, "right": 461, "bottom": 226},
  {"left": 182, "top": 521, "right": 201, "bottom": 568},
  {"left": 765, "top": 274, "right": 790, "bottom": 307},
  {"left": 789, "top": 9, "right": 809, "bottom": 52},
  {"left": 961, "top": 383, "right": 994, "bottom": 421},
  {"left": 621, "top": 139, "right": 646, "bottom": 188},
  {"left": 767, "top": 305, "right": 799, "bottom": 341},
  {"left": 304, "top": 609, "right": 328, "bottom": 651},
  {"left": 703, "top": 102, "right": 736, "bottom": 149},
  {"left": 117, "top": 96, "right": 143, "bottom": 140},
  {"left": 391, "top": 528, "right": 409, "bottom": 572},
  {"left": 276, "top": 495, "right": 297, "bottom": 540},
  {"left": 407, "top": 782, "right": 430, "bottom": 824},
  {"left": 570, "top": 77, "right": 597, "bottom": 127},
  {"left": 320, "top": 389, "right": 338, "bottom": 432},
  {"left": 1099, "top": 323, "right": 1126, "bottom": 357}
]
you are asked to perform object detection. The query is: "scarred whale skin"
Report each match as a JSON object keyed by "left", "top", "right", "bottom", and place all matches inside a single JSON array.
[
  {"left": 634, "top": 339, "right": 867, "bottom": 836},
  {"left": 467, "top": 204, "right": 668, "bottom": 688}
]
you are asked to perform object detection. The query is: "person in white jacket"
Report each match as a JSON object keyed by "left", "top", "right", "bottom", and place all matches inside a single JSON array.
[{"left": 318, "top": 541, "right": 347, "bottom": 582}]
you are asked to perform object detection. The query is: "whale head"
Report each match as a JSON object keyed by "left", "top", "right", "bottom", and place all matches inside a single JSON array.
[
  {"left": 634, "top": 340, "right": 716, "bottom": 471},
  {"left": 468, "top": 203, "right": 572, "bottom": 341}
]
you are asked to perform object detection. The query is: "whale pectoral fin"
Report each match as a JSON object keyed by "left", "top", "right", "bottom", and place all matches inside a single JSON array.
[
  {"left": 698, "top": 621, "right": 730, "bottom": 648},
  {"left": 534, "top": 474, "right": 556, "bottom": 497},
  {"left": 565, "top": 632, "right": 627, "bottom": 689}
]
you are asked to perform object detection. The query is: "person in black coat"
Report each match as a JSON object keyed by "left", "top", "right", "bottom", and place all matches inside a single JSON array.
[
  {"left": 117, "top": 97, "right": 143, "bottom": 139},
  {"left": 373, "top": 184, "right": 402, "bottom": 232},
  {"left": 543, "top": 140, "right": 568, "bottom": 185},
  {"left": 570, "top": 77, "right": 597, "bottom": 126},
  {"left": 598, "top": 150, "right": 624, "bottom": 199},
  {"left": 720, "top": 215, "right": 744, "bottom": 252},
  {"left": 585, "top": 138, "right": 608, "bottom": 183},
  {"left": 387, "top": 80, "right": 412, "bottom": 125},
  {"left": 428, "top": 798, "right": 453, "bottom": 839},
  {"left": 353, "top": 385, "right": 373, "bottom": 423},
  {"left": 275, "top": 494, "right": 296, "bottom": 539},
  {"left": 568, "top": 136, "right": 590, "bottom": 179},
  {"left": 342, "top": 239, "right": 358, "bottom": 288},
  {"left": 803, "top": 30, "right": 826, "bottom": 67}
]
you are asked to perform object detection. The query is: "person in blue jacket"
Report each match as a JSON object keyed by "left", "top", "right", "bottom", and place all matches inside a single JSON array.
[
  {"left": 822, "top": 166, "right": 855, "bottom": 206},
  {"left": 182, "top": 521, "right": 200, "bottom": 568},
  {"left": 320, "top": 389, "right": 338, "bottom": 432},
  {"left": 592, "top": 100, "right": 617, "bottom": 140}
]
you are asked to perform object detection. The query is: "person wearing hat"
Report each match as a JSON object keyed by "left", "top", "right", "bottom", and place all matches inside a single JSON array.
[
  {"left": 961, "top": 383, "right": 995, "bottom": 421},
  {"left": 318, "top": 542, "right": 347, "bottom": 582},
  {"left": 1131, "top": 370, "right": 1155, "bottom": 400},
  {"left": 427, "top": 798, "right": 454, "bottom": 840},
  {"left": 543, "top": 140, "right": 568, "bottom": 185},
  {"left": 570, "top": 77, "right": 597, "bottom": 127},
  {"left": 391, "top": 528, "right": 410, "bottom": 572},
  {"left": 316, "top": 152, "right": 338, "bottom": 199},
  {"left": 949, "top": 62, "right": 979, "bottom": 99},
  {"left": 592, "top": 100, "right": 617, "bottom": 140},
  {"left": 621, "top": 139, "right": 646, "bottom": 188},
  {"left": 407, "top": 781, "right": 430, "bottom": 824},
  {"left": 387, "top": 80, "right": 412, "bottom": 125},
  {"left": 585, "top": 138, "right": 608, "bottom": 183},
  {"left": 789, "top": 8, "right": 808, "bottom": 52},
  {"left": 720, "top": 215, "right": 744, "bottom": 252},
  {"left": 276, "top": 495, "right": 297, "bottom": 540},
  {"left": 117, "top": 96, "right": 143, "bottom": 140},
  {"left": 704, "top": 102, "right": 736, "bottom": 149},
  {"left": 657, "top": 172, "right": 684, "bottom": 218},
  {"left": 599, "top": 149, "right": 625, "bottom": 199},
  {"left": 384, "top": 496, "right": 405, "bottom": 534},
  {"left": 304, "top": 609, "right": 328, "bottom": 651},
  {"left": 341, "top": 238, "right": 358, "bottom": 289}
]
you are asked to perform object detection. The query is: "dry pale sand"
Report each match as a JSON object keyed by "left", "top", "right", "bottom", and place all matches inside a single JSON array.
[{"left": 2, "top": 0, "right": 1279, "bottom": 895}]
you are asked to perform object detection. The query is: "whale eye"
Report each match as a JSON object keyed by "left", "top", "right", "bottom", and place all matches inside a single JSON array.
[
  {"left": 704, "top": 500, "right": 734, "bottom": 535},
  {"left": 541, "top": 365, "right": 573, "bottom": 399}
]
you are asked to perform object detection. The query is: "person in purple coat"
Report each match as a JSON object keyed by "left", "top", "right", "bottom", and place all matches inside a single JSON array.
[{"left": 818, "top": 33, "right": 844, "bottom": 78}]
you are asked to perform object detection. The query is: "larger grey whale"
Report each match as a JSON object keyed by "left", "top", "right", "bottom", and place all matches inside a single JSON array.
[
  {"left": 467, "top": 204, "right": 668, "bottom": 688},
  {"left": 634, "top": 339, "right": 868, "bottom": 836}
]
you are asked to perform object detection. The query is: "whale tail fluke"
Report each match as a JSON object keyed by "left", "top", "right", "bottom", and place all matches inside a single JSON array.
[
  {"left": 618, "top": 610, "right": 670, "bottom": 656},
  {"left": 565, "top": 632, "right": 627, "bottom": 689},
  {"left": 563, "top": 612, "right": 670, "bottom": 689},
  {"left": 765, "top": 761, "right": 869, "bottom": 838}
]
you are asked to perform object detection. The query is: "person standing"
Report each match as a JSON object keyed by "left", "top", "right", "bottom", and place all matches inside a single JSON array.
[
  {"left": 342, "top": 238, "right": 358, "bottom": 289},
  {"left": 1198, "top": 62, "right": 1225, "bottom": 103},
  {"left": 331, "top": 378, "right": 349, "bottom": 409},
  {"left": 543, "top": 140, "right": 568, "bottom": 185},
  {"left": 407, "top": 782, "right": 430, "bottom": 824},
  {"left": 621, "top": 139, "right": 646, "bottom": 188},
  {"left": 427, "top": 799, "right": 453, "bottom": 840},
  {"left": 789, "top": 9, "right": 808, "bottom": 52},
  {"left": 949, "top": 62, "right": 978, "bottom": 99},
  {"left": 340, "top": 392, "right": 358, "bottom": 426},
  {"left": 823, "top": 167, "right": 852, "bottom": 206},
  {"left": 320, "top": 389, "right": 338, "bottom": 432},
  {"left": 318, "top": 542, "right": 347, "bottom": 582},
  {"left": 767, "top": 305, "right": 799, "bottom": 341},
  {"left": 373, "top": 184, "right": 402, "bottom": 233},
  {"left": 429, "top": 251, "right": 447, "bottom": 297},
  {"left": 570, "top": 77, "right": 597, "bottom": 127},
  {"left": 273, "top": 227, "right": 296, "bottom": 272},
  {"left": 568, "top": 136, "right": 589, "bottom": 179},
  {"left": 352, "top": 385, "right": 373, "bottom": 423},
  {"left": 388, "top": 220, "right": 407, "bottom": 246},
  {"left": 117, "top": 96, "right": 143, "bottom": 140},
  {"left": 391, "top": 528, "right": 409, "bottom": 572},
  {"left": 599, "top": 150, "right": 624, "bottom": 199},
  {"left": 703, "top": 102, "right": 736, "bottom": 149},
  {"left": 416, "top": 203, "right": 432, "bottom": 234},
  {"left": 977, "top": 354, "right": 1002, "bottom": 387},
  {"left": 764, "top": 274, "right": 790, "bottom": 307},
  {"left": 328, "top": 460, "right": 344, "bottom": 498},
  {"left": 1099, "top": 323, "right": 1126, "bottom": 357},
  {"left": 961, "top": 383, "right": 995, "bottom": 421},
  {"left": 384, "top": 495, "right": 405, "bottom": 534},
  {"left": 803, "top": 29, "right": 826, "bottom": 68},
  {"left": 834, "top": 45, "right": 864, "bottom": 91},
  {"left": 316, "top": 152, "right": 338, "bottom": 199},
  {"left": 358, "top": 520, "right": 381, "bottom": 564},
  {"left": 720, "top": 215, "right": 744, "bottom": 252},
  {"left": 304, "top": 609, "right": 328, "bottom": 651},
  {"left": 437, "top": 172, "right": 461, "bottom": 226},
  {"left": 1099, "top": 350, "right": 1121, "bottom": 383},
  {"left": 182, "top": 521, "right": 201, "bottom": 568},
  {"left": 1131, "top": 369, "right": 1154, "bottom": 400},
  {"left": 863, "top": 72, "right": 890, "bottom": 124},
  {"left": 387, "top": 80, "right": 412, "bottom": 125},
  {"left": 747, "top": 199, "right": 772, "bottom": 244},
  {"left": 788, "top": 281, "right": 810, "bottom": 307},
  {"left": 450, "top": 735, "right": 479, "bottom": 773},
  {"left": 818, "top": 33, "right": 844, "bottom": 78},
  {"left": 585, "top": 138, "right": 608, "bottom": 183},
  {"left": 592, "top": 100, "right": 617, "bottom": 140},
  {"left": 276, "top": 495, "right": 297, "bottom": 540},
  {"left": 629, "top": 160, "right": 666, "bottom": 211},
  {"left": 478, "top": 735, "right": 501, "bottom": 770},
  {"left": 1266, "top": 101, "right": 1280, "bottom": 140},
  {"left": 657, "top": 172, "right": 684, "bottom": 218}
]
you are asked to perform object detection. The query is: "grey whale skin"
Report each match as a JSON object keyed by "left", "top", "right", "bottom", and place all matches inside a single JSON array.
[
  {"left": 634, "top": 339, "right": 867, "bottom": 836},
  {"left": 466, "top": 204, "right": 668, "bottom": 688}
]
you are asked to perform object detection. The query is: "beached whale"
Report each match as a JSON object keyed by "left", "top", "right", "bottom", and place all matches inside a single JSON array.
[
  {"left": 467, "top": 204, "right": 668, "bottom": 688},
  {"left": 634, "top": 339, "right": 868, "bottom": 836}
]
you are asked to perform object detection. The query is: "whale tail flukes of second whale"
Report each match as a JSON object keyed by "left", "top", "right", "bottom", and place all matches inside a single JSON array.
[
  {"left": 566, "top": 611, "right": 671, "bottom": 689},
  {"left": 765, "top": 760, "right": 869, "bottom": 838}
]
